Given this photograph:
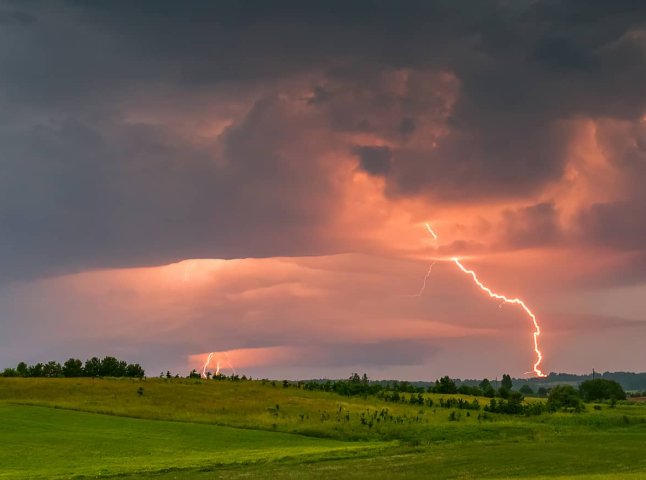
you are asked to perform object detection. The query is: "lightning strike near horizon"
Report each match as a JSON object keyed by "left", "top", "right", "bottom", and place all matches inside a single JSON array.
[
  {"left": 451, "top": 258, "right": 545, "bottom": 377},
  {"left": 419, "top": 223, "right": 546, "bottom": 377},
  {"left": 201, "top": 352, "right": 214, "bottom": 378},
  {"left": 223, "top": 352, "right": 236, "bottom": 375},
  {"left": 201, "top": 351, "right": 236, "bottom": 378}
]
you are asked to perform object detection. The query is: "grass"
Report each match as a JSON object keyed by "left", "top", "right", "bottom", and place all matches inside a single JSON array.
[
  {"left": 0, "top": 404, "right": 384, "bottom": 479},
  {"left": 1, "top": 378, "right": 646, "bottom": 479},
  {"left": 138, "top": 433, "right": 646, "bottom": 479}
]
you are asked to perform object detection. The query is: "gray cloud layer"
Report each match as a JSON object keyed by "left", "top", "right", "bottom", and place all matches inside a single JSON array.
[{"left": 1, "top": 0, "right": 646, "bottom": 281}]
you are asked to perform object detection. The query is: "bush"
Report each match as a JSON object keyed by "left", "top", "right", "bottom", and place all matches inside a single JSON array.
[
  {"left": 579, "top": 379, "right": 626, "bottom": 402},
  {"left": 519, "top": 384, "right": 534, "bottom": 395},
  {"left": 547, "top": 385, "right": 584, "bottom": 412}
]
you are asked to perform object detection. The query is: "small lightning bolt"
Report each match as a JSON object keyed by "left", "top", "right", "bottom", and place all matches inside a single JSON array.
[
  {"left": 424, "top": 222, "right": 438, "bottom": 240},
  {"left": 413, "top": 261, "right": 436, "bottom": 297},
  {"left": 404, "top": 223, "right": 438, "bottom": 297},
  {"left": 223, "top": 352, "right": 236, "bottom": 375},
  {"left": 201, "top": 351, "right": 236, "bottom": 378},
  {"left": 201, "top": 352, "right": 214, "bottom": 378}
]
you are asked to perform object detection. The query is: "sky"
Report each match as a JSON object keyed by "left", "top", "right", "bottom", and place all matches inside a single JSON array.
[{"left": 1, "top": 0, "right": 646, "bottom": 380}]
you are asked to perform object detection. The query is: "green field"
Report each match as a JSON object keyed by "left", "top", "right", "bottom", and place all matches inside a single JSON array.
[{"left": 1, "top": 378, "right": 645, "bottom": 479}]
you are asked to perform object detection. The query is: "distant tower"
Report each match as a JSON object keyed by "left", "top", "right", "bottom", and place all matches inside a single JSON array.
[{"left": 592, "top": 368, "right": 596, "bottom": 380}]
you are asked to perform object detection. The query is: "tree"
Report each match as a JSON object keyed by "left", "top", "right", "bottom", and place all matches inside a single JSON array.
[
  {"left": 29, "top": 363, "right": 44, "bottom": 377},
  {"left": 501, "top": 374, "right": 513, "bottom": 391},
  {"left": 547, "top": 385, "right": 584, "bottom": 412},
  {"left": 16, "top": 362, "right": 29, "bottom": 377},
  {"left": 2, "top": 368, "right": 18, "bottom": 377},
  {"left": 100, "top": 356, "right": 126, "bottom": 377},
  {"left": 478, "top": 378, "right": 495, "bottom": 398},
  {"left": 519, "top": 384, "right": 534, "bottom": 395},
  {"left": 458, "top": 385, "right": 482, "bottom": 396},
  {"left": 434, "top": 376, "right": 458, "bottom": 394},
  {"left": 579, "top": 379, "right": 626, "bottom": 402},
  {"left": 498, "top": 386, "right": 510, "bottom": 399},
  {"left": 42, "top": 361, "right": 62, "bottom": 378},
  {"left": 62, "top": 358, "right": 84, "bottom": 377},
  {"left": 126, "top": 363, "right": 145, "bottom": 378},
  {"left": 479, "top": 378, "right": 492, "bottom": 390},
  {"left": 84, "top": 357, "right": 102, "bottom": 377}
]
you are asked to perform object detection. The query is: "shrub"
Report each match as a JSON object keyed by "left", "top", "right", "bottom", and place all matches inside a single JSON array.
[
  {"left": 579, "top": 379, "right": 626, "bottom": 402},
  {"left": 547, "top": 385, "right": 584, "bottom": 412}
]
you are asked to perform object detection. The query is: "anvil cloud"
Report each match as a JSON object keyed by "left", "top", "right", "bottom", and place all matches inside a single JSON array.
[{"left": 1, "top": 1, "right": 645, "bottom": 378}]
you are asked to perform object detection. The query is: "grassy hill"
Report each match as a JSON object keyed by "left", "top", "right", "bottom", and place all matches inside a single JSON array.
[{"left": 1, "top": 377, "right": 645, "bottom": 479}]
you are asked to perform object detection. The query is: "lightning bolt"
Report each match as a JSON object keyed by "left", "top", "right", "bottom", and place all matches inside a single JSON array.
[
  {"left": 201, "top": 352, "right": 214, "bottom": 378},
  {"left": 404, "top": 223, "right": 438, "bottom": 297},
  {"left": 410, "top": 261, "right": 436, "bottom": 297},
  {"left": 418, "top": 223, "right": 546, "bottom": 378},
  {"left": 451, "top": 258, "right": 545, "bottom": 377},
  {"left": 425, "top": 222, "right": 438, "bottom": 240},
  {"left": 201, "top": 351, "right": 236, "bottom": 378},
  {"left": 223, "top": 352, "right": 236, "bottom": 375}
]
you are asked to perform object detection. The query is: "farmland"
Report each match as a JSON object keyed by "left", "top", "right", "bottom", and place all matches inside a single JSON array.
[{"left": 1, "top": 377, "right": 645, "bottom": 479}]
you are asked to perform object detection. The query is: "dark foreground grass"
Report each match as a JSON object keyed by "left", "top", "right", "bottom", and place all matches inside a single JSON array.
[{"left": 1, "top": 378, "right": 645, "bottom": 479}]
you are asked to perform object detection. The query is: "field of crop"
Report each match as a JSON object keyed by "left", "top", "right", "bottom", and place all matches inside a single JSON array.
[{"left": 1, "top": 378, "right": 646, "bottom": 479}]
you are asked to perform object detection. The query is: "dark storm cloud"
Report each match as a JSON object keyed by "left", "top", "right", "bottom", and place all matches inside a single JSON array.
[
  {"left": 0, "top": 9, "right": 35, "bottom": 26},
  {"left": 499, "top": 202, "right": 562, "bottom": 249},
  {"left": 0, "top": 95, "right": 340, "bottom": 281},
  {"left": 2, "top": 0, "right": 646, "bottom": 280},
  {"left": 353, "top": 146, "right": 392, "bottom": 176}
]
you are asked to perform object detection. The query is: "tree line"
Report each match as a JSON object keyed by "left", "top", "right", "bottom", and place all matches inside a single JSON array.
[
  {"left": 458, "top": 371, "right": 646, "bottom": 393},
  {"left": 295, "top": 373, "right": 627, "bottom": 416},
  {"left": 1, "top": 356, "right": 145, "bottom": 378}
]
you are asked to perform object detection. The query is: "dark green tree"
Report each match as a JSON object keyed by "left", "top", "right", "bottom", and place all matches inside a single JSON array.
[
  {"left": 29, "top": 363, "right": 45, "bottom": 377},
  {"left": 84, "top": 357, "right": 102, "bottom": 377},
  {"left": 547, "top": 385, "right": 584, "bottom": 412},
  {"left": 62, "top": 358, "right": 84, "bottom": 377},
  {"left": 16, "top": 362, "right": 29, "bottom": 377},
  {"left": 126, "top": 363, "right": 145, "bottom": 378},
  {"left": 99, "top": 356, "right": 126, "bottom": 377},
  {"left": 42, "top": 361, "right": 62, "bottom": 378},
  {"left": 579, "top": 379, "right": 626, "bottom": 402},
  {"left": 519, "top": 384, "right": 534, "bottom": 395},
  {"left": 434, "top": 376, "right": 458, "bottom": 394},
  {"left": 479, "top": 378, "right": 492, "bottom": 390},
  {"left": 501, "top": 374, "right": 513, "bottom": 390},
  {"left": 478, "top": 379, "right": 495, "bottom": 397}
]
